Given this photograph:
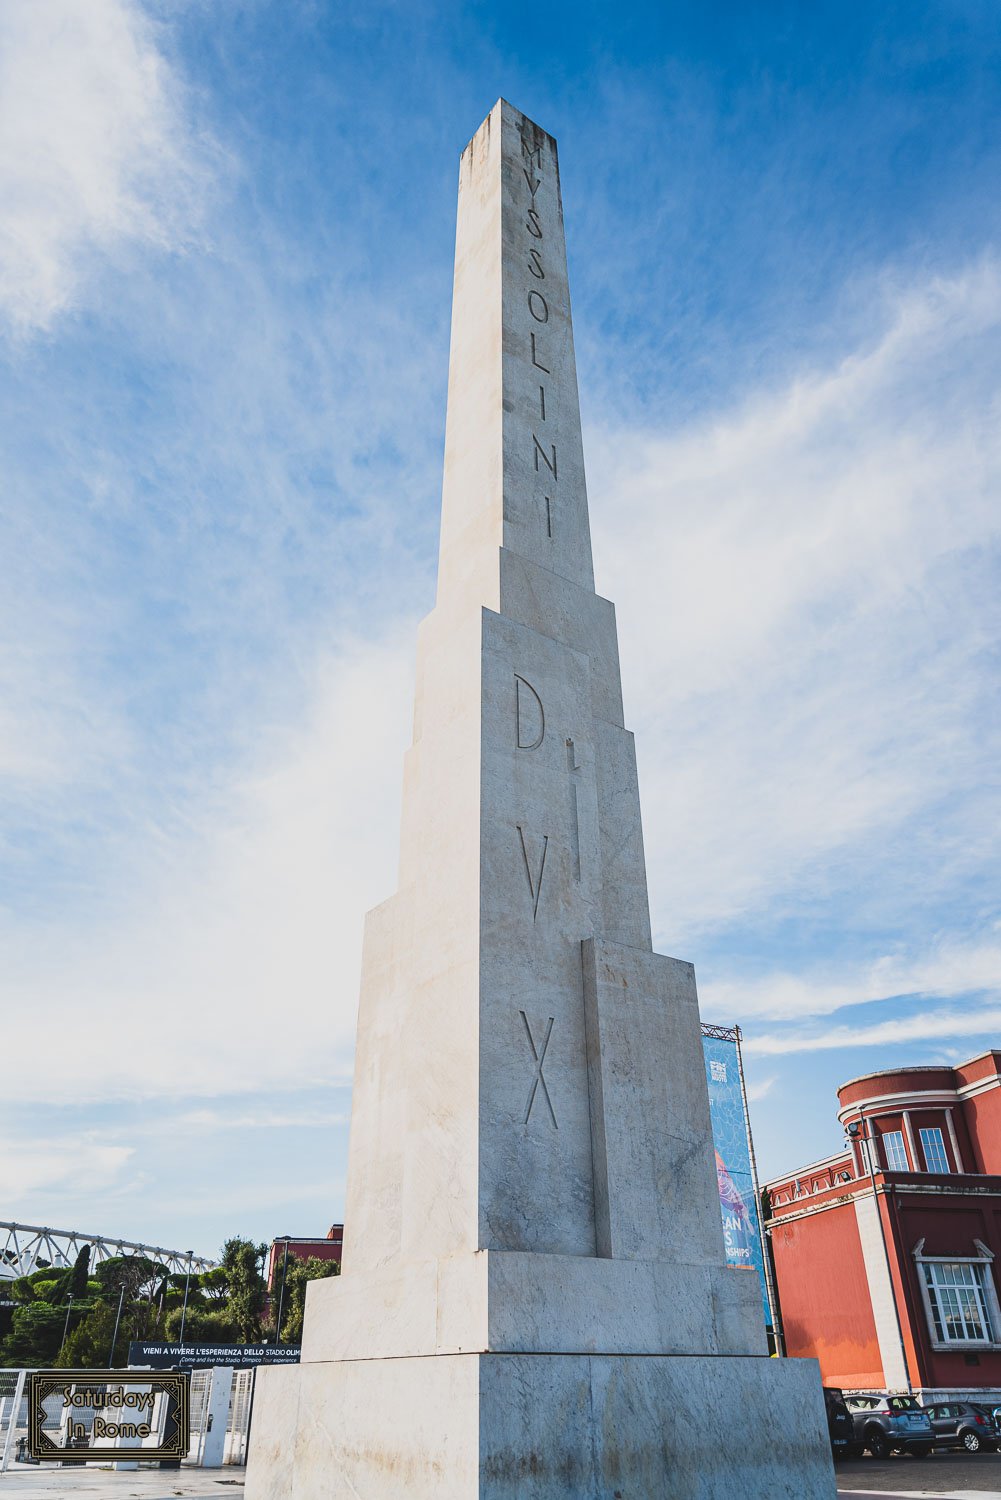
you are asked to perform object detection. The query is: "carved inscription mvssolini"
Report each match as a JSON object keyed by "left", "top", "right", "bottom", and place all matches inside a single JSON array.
[{"left": 521, "top": 132, "right": 555, "bottom": 541}]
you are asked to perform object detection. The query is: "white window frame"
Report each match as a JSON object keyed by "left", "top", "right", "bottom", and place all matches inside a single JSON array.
[
  {"left": 882, "top": 1129, "right": 909, "bottom": 1172},
  {"left": 919, "top": 1125, "right": 950, "bottom": 1174},
  {"left": 912, "top": 1239, "right": 1001, "bottom": 1351}
]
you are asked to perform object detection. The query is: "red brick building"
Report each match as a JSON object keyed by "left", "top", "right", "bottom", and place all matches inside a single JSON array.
[
  {"left": 266, "top": 1225, "right": 343, "bottom": 1291},
  {"left": 765, "top": 1052, "right": 1001, "bottom": 1400}
]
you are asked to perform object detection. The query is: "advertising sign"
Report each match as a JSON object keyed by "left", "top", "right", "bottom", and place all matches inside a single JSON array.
[
  {"left": 701, "top": 1027, "right": 772, "bottom": 1330},
  {"left": 27, "top": 1370, "right": 189, "bottom": 1463},
  {"left": 128, "top": 1341, "right": 301, "bottom": 1369}
]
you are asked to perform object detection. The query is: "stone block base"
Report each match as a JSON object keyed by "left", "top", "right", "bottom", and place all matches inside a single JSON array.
[{"left": 246, "top": 1351, "right": 836, "bottom": 1499}]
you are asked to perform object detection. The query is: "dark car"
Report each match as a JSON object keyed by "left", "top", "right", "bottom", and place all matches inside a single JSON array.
[
  {"left": 845, "top": 1394, "right": 934, "bottom": 1458},
  {"left": 924, "top": 1401, "right": 999, "bottom": 1453},
  {"left": 824, "top": 1388, "right": 863, "bottom": 1460}
]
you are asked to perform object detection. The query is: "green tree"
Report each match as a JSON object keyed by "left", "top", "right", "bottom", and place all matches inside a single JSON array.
[
  {"left": 68, "top": 1245, "right": 92, "bottom": 1299},
  {"left": 273, "top": 1256, "right": 340, "bottom": 1343},
  {"left": 198, "top": 1266, "right": 229, "bottom": 1304},
  {"left": 93, "top": 1255, "right": 165, "bottom": 1299},
  {"left": 163, "top": 1304, "right": 237, "bottom": 1343},
  {"left": 1, "top": 1303, "right": 67, "bottom": 1364},
  {"left": 219, "top": 1238, "right": 267, "bottom": 1341},
  {"left": 54, "top": 1301, "right": 123, "bottom": 1369}
]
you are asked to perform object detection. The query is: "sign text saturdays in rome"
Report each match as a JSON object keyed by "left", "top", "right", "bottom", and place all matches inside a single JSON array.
[{"left": 27, "top": 1370, "right": 189, "bottom": 1463}]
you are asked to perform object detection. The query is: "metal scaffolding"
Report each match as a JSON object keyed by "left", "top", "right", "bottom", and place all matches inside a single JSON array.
[{"left": 0, "top": 1222, "right": 215, "bottom": 1281}]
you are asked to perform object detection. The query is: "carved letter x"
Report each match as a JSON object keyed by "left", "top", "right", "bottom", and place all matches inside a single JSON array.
[{"left": 520, "top": 1010, "right": 557, "bottom": 1128}]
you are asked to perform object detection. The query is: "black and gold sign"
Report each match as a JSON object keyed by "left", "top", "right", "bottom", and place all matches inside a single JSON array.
[{"left": 28, "top": 1370, "right": 189, "bottom": 1463}]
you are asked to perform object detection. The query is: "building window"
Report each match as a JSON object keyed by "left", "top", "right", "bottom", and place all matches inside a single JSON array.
[
  {"left": 922, "top": 1262, "right": 997, "bottom": 1344},
  {"left": 882, "top": 1130, "right": 909, "bottom": 1171},
  {"left": 920, "top": 1126, "right": 950, "bottom": 1174}
]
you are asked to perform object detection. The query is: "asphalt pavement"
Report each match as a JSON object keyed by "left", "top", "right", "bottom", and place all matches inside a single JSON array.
[
  {"left": 837, "top": 1448, "right": 1001, "bottom": 1495},
  {"left": 0, "top": 1468, "right": 243, "bottom": 1497},
  {"left": 3, "top": 1454, "right": 996, "bottom": 1498}
]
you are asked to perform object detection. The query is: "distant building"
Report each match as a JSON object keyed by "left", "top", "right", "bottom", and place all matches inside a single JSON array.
[
  {"left": 266, "top": 1226, "right": 343, "bottom": 1291},
  {"left": 765, "top": 1052, "right": 1001, "bottom": 1401}
]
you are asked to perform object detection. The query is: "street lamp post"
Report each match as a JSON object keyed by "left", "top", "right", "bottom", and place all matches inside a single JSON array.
[
  {"left": 274, "top": 1237, "right": 291, "bottom": 1344},
  {"left": 178, "top": 1251, "right": 194, "bottom": 1346},
  {"left": 58, "top": 1293, "right": 75, "bottom": 1361},
  {"left": 108, "top": 1285, "right": 126, "bottom": 1369}
]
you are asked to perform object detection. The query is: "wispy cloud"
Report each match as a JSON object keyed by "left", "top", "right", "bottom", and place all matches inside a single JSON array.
[
  {"left": 744, "top": 1075, "right": 777, "bottom": 1103},
  {"left": 0, "top": 1136, "right": 134, "bottom": 1200},
  {"left": 592, "top": 259, "right": 1001, "bottom": 940},
  {"left": 0, "top": 0, "right": 215, "bottom": 335},
  {"left": 0, "top": 631, "right": 414, "bottom": 1105},
  {"left": 703, "top": 934, "right": 1001, "bottom": 1023},
  {"left": 748, "top": 1003, "right": 1001, "bottom": 1058}
]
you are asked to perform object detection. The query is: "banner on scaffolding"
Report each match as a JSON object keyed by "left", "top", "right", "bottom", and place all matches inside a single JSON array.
[{"left": 701, "top": 1025, "right": 773, "bottom": 1332}]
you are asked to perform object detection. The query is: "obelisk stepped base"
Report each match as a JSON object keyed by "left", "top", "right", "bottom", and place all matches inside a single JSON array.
[{"left": 248, "top": 1352, "right": 833, "bottom": 1500}]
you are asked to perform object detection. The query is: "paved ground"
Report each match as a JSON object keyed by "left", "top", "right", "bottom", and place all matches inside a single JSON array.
[
  {"left": 837, "top": 1448, "right": 1001, "bottom": 1495},
  {"left": 0, "top": 1468, "right": 244, "bottom": 1497},
  {"left": 3, "top": 1453, "right": 996, "bottom": 1499}
]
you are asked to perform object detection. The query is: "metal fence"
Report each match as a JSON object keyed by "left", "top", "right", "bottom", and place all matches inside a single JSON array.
[{"left": 0, "top": 1367, "right": 254, "bottom": 1470}]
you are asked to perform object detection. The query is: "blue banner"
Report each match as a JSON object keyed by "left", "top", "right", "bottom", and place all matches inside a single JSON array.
[{"left": 701, "top": 1032, "right": 772, "bottom": 1330}]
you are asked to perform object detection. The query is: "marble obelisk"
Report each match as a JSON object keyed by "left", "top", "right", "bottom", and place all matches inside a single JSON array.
[{"left": 246, "top": 100, "right": 836, "bottom": 1499}]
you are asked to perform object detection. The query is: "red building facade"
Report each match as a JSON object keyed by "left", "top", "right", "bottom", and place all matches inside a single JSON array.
[
  {"left": 266, "top": 1225, "right": 343, "bottom": 1291},
  {"left": 766, "top": 1052, "right": 1001, "bottom": 1400}
]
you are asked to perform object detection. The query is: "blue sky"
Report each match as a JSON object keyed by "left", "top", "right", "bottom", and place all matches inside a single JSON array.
[{"left": 2, "top": 0, "right": 1001, "bottom": 1261}]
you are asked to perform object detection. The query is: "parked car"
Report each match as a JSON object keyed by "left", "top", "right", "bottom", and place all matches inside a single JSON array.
[
  {"left": 823, "top": 1388, "right": 864, "bottom": 1460},
  {"left": 844, "top": 1395, "right": 934, "bottom": 1458},
  {"left": 923, "top": 1401, "right": 999, "bottom": 1453}
]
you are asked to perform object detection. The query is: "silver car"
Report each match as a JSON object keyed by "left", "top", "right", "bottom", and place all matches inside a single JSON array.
[{"left": 845, "top": 1394, "right": 934, "bottom": 1458}]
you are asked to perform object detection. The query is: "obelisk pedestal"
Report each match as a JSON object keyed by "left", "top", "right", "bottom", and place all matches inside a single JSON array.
[{"left": 246, "top": 100, "right": 836, "bottom": 1498}]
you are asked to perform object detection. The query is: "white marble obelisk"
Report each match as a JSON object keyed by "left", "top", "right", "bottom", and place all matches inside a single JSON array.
[{"left": 246, "top": 100, "right": 836, "bottom": 1499}]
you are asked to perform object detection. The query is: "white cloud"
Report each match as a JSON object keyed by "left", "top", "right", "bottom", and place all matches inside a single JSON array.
[
  {"left": 0, "top": 629, "right": 414, "bottom": 1103},
  {"left": 0, "top": 0, "right": 213, "bottom": 334},
  {"left": 747, "top": 1003, "right": 1001, "bottom": 1058},
  {"left": 170, "top": 1107, "right": 351, "bottom": 1132},
  {"left": 702, "top": 934, "right": 1001, "bottom": 1024},
  {"left": 0, "top": 1136, "right": 133, "bottom": 1199},
  {"left": 743, "top": 1074, "right": 777, "bottom": 1103},
  {"left": 591, "top": 259, "right": 1001, "bottom": 938}
]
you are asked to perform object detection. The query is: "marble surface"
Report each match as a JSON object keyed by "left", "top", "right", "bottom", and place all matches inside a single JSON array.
[
  {"left": 299, "top": 1250, "right": 764, "bottom": 1362},
  {"left": 247, "top": 1351, "right": 837, "bottom": 1499}
]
